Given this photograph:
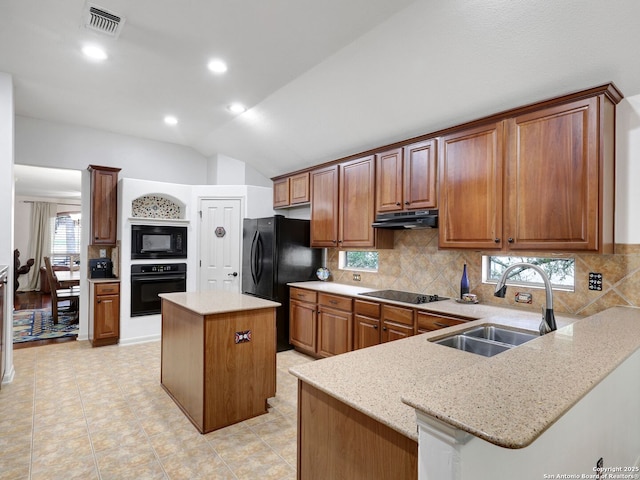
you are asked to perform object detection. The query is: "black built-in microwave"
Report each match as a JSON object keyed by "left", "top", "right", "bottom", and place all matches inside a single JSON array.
[{"left": 131, "top": 224, "right": 187, "bottom": 259}]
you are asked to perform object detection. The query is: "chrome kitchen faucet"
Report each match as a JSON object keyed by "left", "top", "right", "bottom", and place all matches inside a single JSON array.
[{"left": 494, "top": 262, "right": 557, "bottom": 335}]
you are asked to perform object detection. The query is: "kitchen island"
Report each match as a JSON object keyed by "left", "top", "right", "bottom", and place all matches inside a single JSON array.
[
  {"left": 289, "top": 283, "right": 640, "bottom": 479},
  {"left": 159, "top": 291, "right": 280, "bottom": 434}
]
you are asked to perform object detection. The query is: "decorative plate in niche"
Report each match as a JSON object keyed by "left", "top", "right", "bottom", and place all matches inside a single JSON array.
[{"left": 131, "top": 195, "right": 182, "bottom": 219}]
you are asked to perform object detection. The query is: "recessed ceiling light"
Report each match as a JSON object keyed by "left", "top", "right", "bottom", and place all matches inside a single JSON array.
[
  {"left": 207, "top": 59, "right": 228, "bottom": 74},
  {"left": 82, "top": 44, "right": 108, "bottom": 61},
  {"left": 164, "top": 115, "right": 178, "bottom": 125},
  {"left": 227, "top": 103, "right": 246, "bottom": 114}
]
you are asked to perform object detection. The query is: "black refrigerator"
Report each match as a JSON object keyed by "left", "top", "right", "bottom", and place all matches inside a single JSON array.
[{"left": 242, "top": 215, "right": 322, "bottom": 351}]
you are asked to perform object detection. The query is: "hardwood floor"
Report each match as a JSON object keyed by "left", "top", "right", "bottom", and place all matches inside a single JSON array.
[{"left": 13, "top": 290, "right": 51, "bottom": 310}]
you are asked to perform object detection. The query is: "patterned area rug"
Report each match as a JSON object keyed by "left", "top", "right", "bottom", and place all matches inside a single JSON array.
[{"left": 13, "top": 309, "right": 79, "bottom": 344}]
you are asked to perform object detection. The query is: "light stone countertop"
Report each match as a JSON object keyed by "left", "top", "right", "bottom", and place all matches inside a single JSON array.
[
  {"left": 87, "top": 278, "right": 120, "bottom": 284},
  {"left": 159, "top": 291, "right": 280, "bottom": 316},
  {"left": 402, "top": 306, "right": 640, "bottom": 448},
  {"left": 287, "top": 281, "right": 640, "bottom": 447}
]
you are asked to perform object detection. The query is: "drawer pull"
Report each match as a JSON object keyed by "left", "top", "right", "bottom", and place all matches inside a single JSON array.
[
  {"left": 434, "top": 322, "right": 449, "bottom": 328},
  {"left": 329, "top": 300, "right": 338, "bottom": 305}
]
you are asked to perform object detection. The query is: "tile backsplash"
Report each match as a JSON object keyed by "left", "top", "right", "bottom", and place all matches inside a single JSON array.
[{"left": 326, "top": 229, "right": 640, "bottom": 318}]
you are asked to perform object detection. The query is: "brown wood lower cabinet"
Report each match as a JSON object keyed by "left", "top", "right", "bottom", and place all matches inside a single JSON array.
[
  {"left": 354, "top": 299, "right": 382, "bottom": 350},
  {"left": 298, "top": 381, "right": 417, "bottom": 480},
  {"left": 290, "top": 288, "right": 354, "bottom": 357},
  {"left": 416, "top": 310, "right": 469, "bottom": 334},
  {"left": 317, "top": 293, "right": 352, "bottom": 357},
  {"left": 382, "top": 304, "right": 414, "bottom": 343},
  {"left": 89, "top": 281, "right": 120, "bottom": 347},
  {"left": 291, "top": 287, "right": 474, "bottom": 355}
]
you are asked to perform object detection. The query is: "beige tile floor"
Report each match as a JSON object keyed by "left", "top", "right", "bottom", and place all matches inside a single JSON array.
[{"left": 0, "top": 340, "right": 314, "bottom": 480}]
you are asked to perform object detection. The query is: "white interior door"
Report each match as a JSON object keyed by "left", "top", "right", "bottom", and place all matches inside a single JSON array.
[{"left": 199, "top": 198, "right": 242, "bottom": 292}]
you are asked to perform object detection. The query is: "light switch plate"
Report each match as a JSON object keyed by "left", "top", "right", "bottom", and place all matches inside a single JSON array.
[{"left": 99, "top": 248, "right": 107, "bottom": 258}]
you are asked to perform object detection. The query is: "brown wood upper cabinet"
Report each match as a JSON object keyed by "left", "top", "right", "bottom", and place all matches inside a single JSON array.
[
  {"left": 88, "top": 165, "right": 121, "bottom": 246},
  {"left": 376, "top": 139, "right": 437, "bottom": 213},
  {"left": 273, "top": 172, "right": 310, "bottom": 208},
  {"left": 310, "top": 157, "right": 392, "bottom": 248},
  {"left": 439, "top": 86, "right": 619, "bottom": 253}
]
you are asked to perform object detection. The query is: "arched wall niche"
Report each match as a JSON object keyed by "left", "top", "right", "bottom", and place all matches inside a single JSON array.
[{"left": 131, "top": 193, "right": 185, "bottom": 220}]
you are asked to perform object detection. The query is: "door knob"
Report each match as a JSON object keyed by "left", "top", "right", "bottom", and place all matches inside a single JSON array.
[{"left": 228, "top": 272, "right": 238, "bottom": 277}]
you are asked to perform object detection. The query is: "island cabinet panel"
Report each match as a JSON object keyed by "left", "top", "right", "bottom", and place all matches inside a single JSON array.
[
  {"left": 161, "top": 300, "right": 276, "bottom": 434},
  {"left": 298, "top": 381, "right": 418, "bottom": 480}
]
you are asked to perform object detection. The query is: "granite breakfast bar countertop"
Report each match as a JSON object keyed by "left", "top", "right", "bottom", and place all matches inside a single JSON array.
[
  {"left": 159, "top": 291, "right": 280, "bottom": 315},
  {"left": 287, "top": 281, "right": 640, "bottom": 448}
]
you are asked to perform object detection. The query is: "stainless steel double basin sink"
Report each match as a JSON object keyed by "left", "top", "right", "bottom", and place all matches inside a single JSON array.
[{"left": 430, "top": 324, "right": 539, "bottom": 357}]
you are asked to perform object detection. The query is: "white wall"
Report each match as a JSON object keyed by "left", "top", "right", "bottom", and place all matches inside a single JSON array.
[
  {"left": 207, "top": 153, "right": 271, "bottom": 187},
  {"left": 116, "top": 180, "right": 275, "bottom": 345},
  {"left": 15, "top": 116, "right": 208, "bottom": 185},
  {"left": 615, "top": 95, "right": 640, "bottom": 244},
  {"left": 0, "top": 72, "right": 15, "bottom": 384}
]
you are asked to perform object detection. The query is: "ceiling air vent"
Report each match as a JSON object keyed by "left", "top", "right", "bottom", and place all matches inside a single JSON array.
[{"left": 83, "top": 3, "right": 126, "bottom": 38}]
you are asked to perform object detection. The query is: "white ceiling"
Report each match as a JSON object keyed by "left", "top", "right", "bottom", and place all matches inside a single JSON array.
[{"left": 3, "top": 0, "right": 640, "bottom": 184}]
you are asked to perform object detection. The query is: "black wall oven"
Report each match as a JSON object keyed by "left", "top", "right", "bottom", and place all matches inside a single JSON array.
[
  {"left": 130, "top": 263, "right": 187, "bottom": 316},
  {"left": 131, "top": 225, "right": 187, "bottom": 260}
]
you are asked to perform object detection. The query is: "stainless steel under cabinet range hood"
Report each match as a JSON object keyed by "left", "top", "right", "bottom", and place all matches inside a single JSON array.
[{"left": 372, "top": 210, "right": 438, "bottom": 229}]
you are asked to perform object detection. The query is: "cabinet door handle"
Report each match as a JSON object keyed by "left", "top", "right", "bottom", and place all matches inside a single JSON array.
[
  {"left": 97, "top": 299, "right": 101, "bottom": 303},
  {"left": 382, "top": 326, "right": 387, "bottom": 331},
  {"left": 395, "top": 202, "right": 401, "bottom": 206},
  {"left": 404, "top": 201, "right": 410, "bottom": 205},
  {"left": 508, "top": 237, "right": 514, "bottom": 243},
  {"left": 494, "top": 238, "right": 500, "bottom": 243},
  {"left": 373, "top": 325, "right": 378, "bottom": 329}
]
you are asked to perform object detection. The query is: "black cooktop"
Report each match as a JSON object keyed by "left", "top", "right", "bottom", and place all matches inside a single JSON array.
[{"left": 359, "top": 289, "right": 448, "bottom": 304}]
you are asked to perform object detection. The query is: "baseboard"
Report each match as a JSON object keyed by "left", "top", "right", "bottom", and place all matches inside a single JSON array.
[{"left": 119, "top": 334, "right": 161, "bottom": 346}]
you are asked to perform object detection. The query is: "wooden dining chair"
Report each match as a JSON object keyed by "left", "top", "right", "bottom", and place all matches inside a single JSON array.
[{"left": 43, "top": 256, "right": 79, "bottom": 324}]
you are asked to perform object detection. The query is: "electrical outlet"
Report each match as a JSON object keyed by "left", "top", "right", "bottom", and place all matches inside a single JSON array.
[
  {"left": 589, "top": 272, "right": 603, "bottom": 291},
  {"left": 353, "top": 273, "right": 361, "bottom": 281}
]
